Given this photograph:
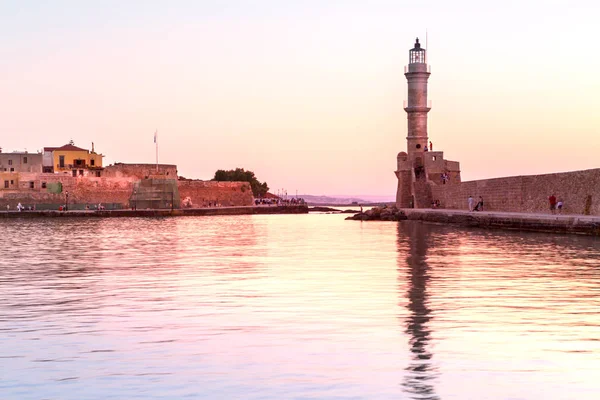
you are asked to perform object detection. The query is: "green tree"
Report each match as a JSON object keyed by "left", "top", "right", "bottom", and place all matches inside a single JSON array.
[{"left": 213, "top": 168, "right": 269, "bottom": 197}]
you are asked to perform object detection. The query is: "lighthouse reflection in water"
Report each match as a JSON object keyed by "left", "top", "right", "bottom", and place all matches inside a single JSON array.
[
  {"left": 400, "top": 222, "right": 439, "bottom": 399},
  {"left": 0, "top": 214, "right": 599, "bottom": 399}
]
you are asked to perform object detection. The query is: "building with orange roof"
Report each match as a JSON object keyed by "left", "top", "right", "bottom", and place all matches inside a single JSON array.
[{"left": 43, "top": 141, "right": 104, "bottom": 176}]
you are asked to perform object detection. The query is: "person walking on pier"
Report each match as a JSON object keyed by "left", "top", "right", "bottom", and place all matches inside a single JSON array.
[
  {"left": 557, "top": 199, "right": 564, "bottom": 213},
  {"left": 476, "top": 196, "right": 484, "bottom": 211},
  {"left": 548, "top": 194, "right": 557, "bottom": 214},
  {"left": 468, "top": 195, "right": 474, "bottom": 211}
]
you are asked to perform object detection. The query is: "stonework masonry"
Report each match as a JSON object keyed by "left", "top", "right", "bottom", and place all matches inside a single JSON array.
[
  {"left": 178, "top": 180, "right": 254, "bottom": 207},
  {"left": 103, "top": 163, "right": 177, "bottom": 179},
  {"left": 431, "top": 168, "right": 600, "bottom": 216},
  {"left": 395, "top": 38, "right": 598, "bottom": 216},
  {"left": 0, "top": 174, "right": 135, "bottom": 209},
  {"left": 395, "top": 38, "right": 461, "bottom": 209},
  {"left": 0, "top": 164, "right": 254, "bottom": 210}
]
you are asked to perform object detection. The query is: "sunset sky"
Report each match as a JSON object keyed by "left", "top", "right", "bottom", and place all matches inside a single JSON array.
[{"left": 1, "top": 1, "right": 598, "bottom": 197}]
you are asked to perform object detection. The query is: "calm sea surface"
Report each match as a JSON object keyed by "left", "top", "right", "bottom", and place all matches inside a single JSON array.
[{"left": 1, "top": 214, "right": 599, "bottom": 400}]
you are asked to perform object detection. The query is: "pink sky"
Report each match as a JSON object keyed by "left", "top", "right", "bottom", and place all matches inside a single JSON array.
[{"left": 1, "top": 1, "right": 598, "bottom": 196}]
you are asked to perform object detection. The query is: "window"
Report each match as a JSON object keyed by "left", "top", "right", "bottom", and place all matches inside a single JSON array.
[
  {"left": 8, "top": 159, "right": 12, "bottom": 165},
  {"left": 72, "top": 170, "right": 77, "bottom": 177},
  {"left": 90, "top": 159, "right": 95, "bottom": 166},
  {"left": 59, "top": 155, "right": 65, "bottom": 168},
  {"left": 23, "top": 157, "right": 28, "bottom": 164},
  {"left": 4, "top": 180, "right": 8, "bottom": 188},
  {"left": 416, "top": 144, "right": 421, "bottom": 149},
  {"left": 29, "top": 181, "right": 34, "bottom": 189},
  {"left": 96, "top": 171, "right": 101, "bottom": 177},
  {"left": 79, "top": 170, "right": 84, "bottom": 176},
  {"left": 10, "top": 180, "right": 14, "bottom": 184},
  {"left": 10, "top": 168, "right": 14, "bottom": 172},
  {"left": 42, "top": 182, "right": 47, "bottom": 189}
]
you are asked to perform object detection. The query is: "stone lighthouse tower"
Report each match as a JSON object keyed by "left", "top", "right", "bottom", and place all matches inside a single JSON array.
[
  {"left": 405, "top": 38, "right": 430, "bottom": 158},
  {"left": 395, "top": 38, "right": 461, "bottom": 208}
]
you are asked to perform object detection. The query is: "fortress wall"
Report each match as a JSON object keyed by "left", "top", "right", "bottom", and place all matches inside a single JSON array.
[
  {"left": 103, "top": 163, "right": 177, "bottom": 179},
  {"left": 177, "top": 181, "right": 254, "bottom": 207},
  {"left": 395, "top": 170, "right": 413, "bottom": 208},
  {"left": 519, "top": 169, "right": 600, "bottom": 215},
  {"left": 0, "top": 175, "right": 136, "bottom": 209},
  {"left": 431, "top": 177, "right": 523, "bottom": 211},
  {"left": 1, "top": 175, "right": 255, "bottom": 210},
  {"left": 67, "top": 177, "right": 135, "bottom": 206},
  {"left": 431, "top": 168, "right": 600, "bottom": 215}
]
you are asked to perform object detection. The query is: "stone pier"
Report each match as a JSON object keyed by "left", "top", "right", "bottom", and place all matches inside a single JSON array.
[
  {"left": 400, "top": 208, "right": 600, "bottom": 236},
  {"left": 0, "top": 205, "right": 309, "bottom": 219}
]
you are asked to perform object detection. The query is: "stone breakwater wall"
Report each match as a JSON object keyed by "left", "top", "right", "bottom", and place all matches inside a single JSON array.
[
  {"left": 401, "top": 209, "right": 600, "bottom": 236},
  {"left": 177, "top": 180, "right": 254, "bottom": 207},
  {"left": 431, "top": 168, "right": 600, "bottom": 216},
  {"left": 344, "top": 206, "right": 600, "bottom": 236}
]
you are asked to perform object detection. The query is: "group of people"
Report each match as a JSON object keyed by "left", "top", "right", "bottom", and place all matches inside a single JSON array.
[
  {"left": 254, "top": 197, "right": 305, "bottom": 206},
  {"left": 255, "top": 198, "right": 277, "bottom": 206},
  {"left": 548, "top": 194, "right": 564, "bottom": 214},
  {"left": 468, "top": 195, "right": 484, "bottom": 212},
  {"left": 14, "top": 203, "right": 35, "bottom": 212},
  {"left": 58, "top": 203, "right": 105, "bottom": 211},
  {"left": 467, "top": 195, "right": 564, "bottom": 213}
]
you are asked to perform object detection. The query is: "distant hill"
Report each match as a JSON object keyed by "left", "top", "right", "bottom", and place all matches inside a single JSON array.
[{"left": 299, "top": 194, "right": 394, "bottom": 205}]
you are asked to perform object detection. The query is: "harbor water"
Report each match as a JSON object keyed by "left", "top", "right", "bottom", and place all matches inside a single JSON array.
[{"left": 1, "top": 214, "right": 599, "bottom": 399}]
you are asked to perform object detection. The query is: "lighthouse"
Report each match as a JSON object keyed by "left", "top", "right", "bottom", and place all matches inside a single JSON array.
[
  {"left": 405, "top": 38, "right": 430, "bottom": 156},
  {"left": 395, "top": 37, "right": 461, "bottom": 209}
]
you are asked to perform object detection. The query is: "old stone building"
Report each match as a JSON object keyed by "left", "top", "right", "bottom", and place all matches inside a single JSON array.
[
  {"left": 0, "top": 151, "right": 42, "bottom": 174},
  {"left": 395, "top": 38, "right": 461, "bottom": 208},
  {"left": 0, "top": 151, "right": 43, "bottom": 191},
  {"left": 43, "top": 142, "right": 103, "bottom": 176}
]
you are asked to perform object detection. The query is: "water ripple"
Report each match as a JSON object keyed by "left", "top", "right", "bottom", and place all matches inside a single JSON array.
[{"left": 1, "top": 215, "right": 599, "bottom": 399}]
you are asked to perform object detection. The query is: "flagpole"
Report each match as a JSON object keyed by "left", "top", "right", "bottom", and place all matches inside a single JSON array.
[{"left": 155, "top": 130, "right": 158, "bottom": 172}]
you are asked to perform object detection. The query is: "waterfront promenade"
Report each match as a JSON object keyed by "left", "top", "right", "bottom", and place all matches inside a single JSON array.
[
  {"left": 0, "top": 204, "right": 308, "bottom": 218},
  {"left": 4, "top": 204, "right": 598, "bottom": 236},
  {"left": 400, "top": 208, "right": 600, "bottom": 236}
]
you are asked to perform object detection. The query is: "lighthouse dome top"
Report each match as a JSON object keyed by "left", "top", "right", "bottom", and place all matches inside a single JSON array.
[
  {"left": 409, "top": 37, "right": 426, "bottom": 64},
  {"left": 411, "top": 38, "right": 423, "bottom": 51}
]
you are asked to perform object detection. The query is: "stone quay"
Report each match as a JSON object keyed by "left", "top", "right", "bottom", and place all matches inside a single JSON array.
[{"left": 0, "top": 204, "right": 308, "bottom": 219}]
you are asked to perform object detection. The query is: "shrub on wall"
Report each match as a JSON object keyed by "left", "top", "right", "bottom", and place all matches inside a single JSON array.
[{"left": 213, "top": 168, "right": 268, "bottom": 197}]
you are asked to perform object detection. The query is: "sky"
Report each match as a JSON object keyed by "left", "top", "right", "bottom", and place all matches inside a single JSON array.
[{"left": 1, "top": 0, "right": 598, "bottom": 197}]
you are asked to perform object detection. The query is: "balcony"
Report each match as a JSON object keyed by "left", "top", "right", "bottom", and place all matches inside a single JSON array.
[
  {"left": 404, "top": 65, "right": 432, "bottom": 74},
  {"left": 403, "top": 100, "right": 432, "bottom": 110}
]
